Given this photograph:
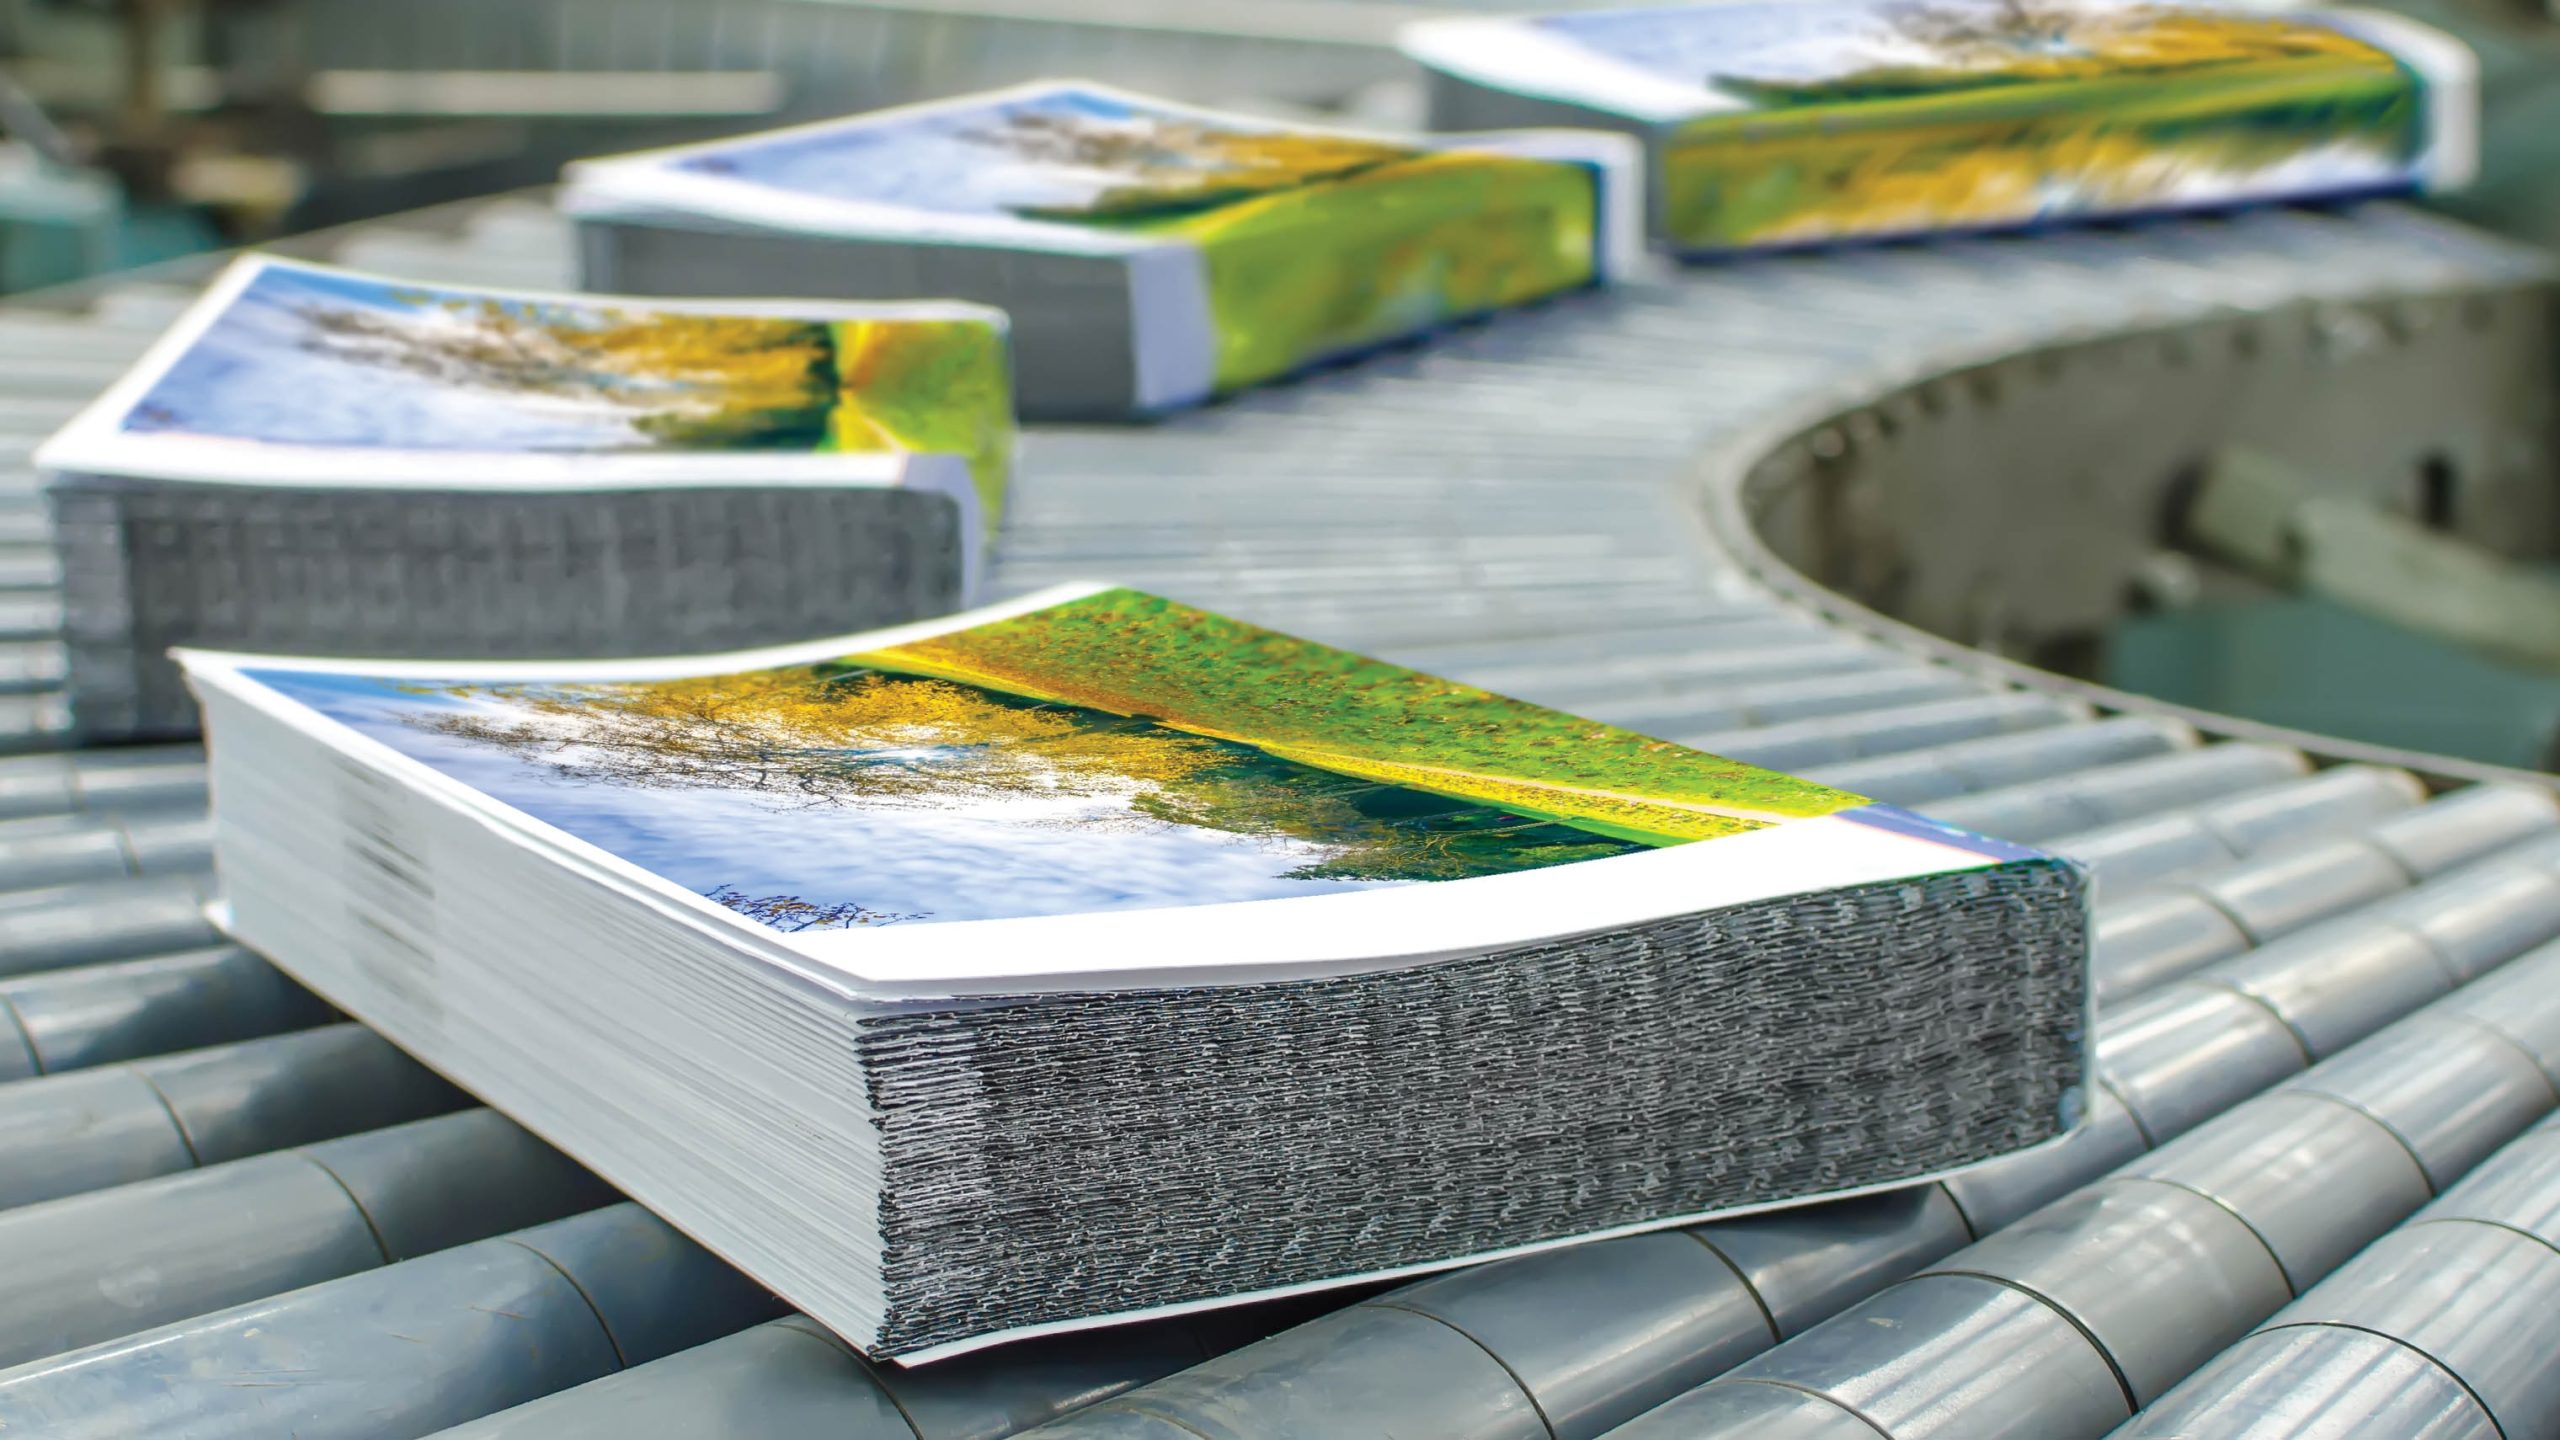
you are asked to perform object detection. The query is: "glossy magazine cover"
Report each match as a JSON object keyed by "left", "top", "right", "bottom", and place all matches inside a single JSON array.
[
  {"left": 561, "top": 81, "right": 1643, "bottom": 403},
  {"left": 183, "top": 584, "right": 2072, "bottom": 995},
  {"left": 37, "top": 255, "right": 1014, "bottom": 553},
  {"left": 1403, "top": 0, "right": 2477, "bottom": 252}
]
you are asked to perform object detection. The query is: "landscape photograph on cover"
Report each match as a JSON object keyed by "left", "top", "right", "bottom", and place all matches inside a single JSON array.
[
  {"left": 1539, "top": 0, "right": 2422, "bottom": 246},
  {"left": 247, "top": 590, "right": 1865, "bottom": 932},
  {"left": 119, "top": 263, "right": 1012, "bottom": 516},
  {"left": 670, "top": 85, "right": 1600, "bottom": 388}
]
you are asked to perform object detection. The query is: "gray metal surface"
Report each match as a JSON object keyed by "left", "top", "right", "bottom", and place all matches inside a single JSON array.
[{"left": 0, "top": 106, "right": 2550, "bottom": 1440}]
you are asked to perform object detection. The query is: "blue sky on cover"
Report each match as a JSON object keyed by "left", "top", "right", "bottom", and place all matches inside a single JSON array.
[
  {"left": 121, "top": 266, "right": 679, "bottom": 453},
  {"left": 669, "top": 85, "right": 1316, "bottom": 217},
  {"left": 250, "top": 667, "right": 1400, "bottom": 929},
  {"left": 1536, "top": 0, "right": 2139, "bottom": 90}
]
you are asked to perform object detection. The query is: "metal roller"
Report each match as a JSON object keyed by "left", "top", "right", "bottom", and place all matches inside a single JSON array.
[
  {"left": 2109, "top": 1326, "right": 2502, "bottom": 1440},
  {"left": 0, "top": 1203, "right": 785, "bottom": 1440},
  {"left": 1803, "top": 715, "right": 2195, "bottom": 808},
  {"left": 1926, "top": 743, "right": 2311, "bottom": 844},
  {"left": 1690, "top": 693, "right": 2078, "bottom": 773},
  {"left": 0, "top": 875, "right": 224, "bottom": 978},
  {"left": 2055, "top": 765, "right": 2423, "bottom": 895},
  {"left": 0, "top": 1023, "right": 467, "bottom": 1211},
  {"left": 0, "top": 943, "right": 332, "bottom": 1080},
  {"left": 0, "top": 748, "right": 208, "bottom": 822},
  {"left": 0, "top": 811, "right": 214, "bottom": 893},
  {"left": 2123, "top": 1113, "right": 2560, "bottom": 1438},
  {"left": 425, "top": 1291, "right": 1375, "bottom": 1439},
  {"left": 0, "top": 1107, "right": 611, "bottom": 1366}
]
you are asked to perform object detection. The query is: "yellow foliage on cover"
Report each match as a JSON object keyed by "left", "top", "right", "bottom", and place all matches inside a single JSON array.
[{"left": 851, "top": 588, "right": 1867, "bottom": 844}]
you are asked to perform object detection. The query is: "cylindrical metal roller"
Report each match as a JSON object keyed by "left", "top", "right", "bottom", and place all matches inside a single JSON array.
[
  {"left": 2178, "top": 839, "right": 2413, "bottom": 943},
  {"left": 1923, "top": 1176, "right": 2291, "bottom": 1405},
  {"left": 2187, "top": 926, "right": 2452, "bottom": 1060},
  {"left": 1806, "top": 714, "right": 2190, "bottom": 807},
  {"left": 1024, "top": 1302, "right": 1549, "bottom": 1440},
  {"left": 2095, "top": 985, "right": 2308, "bottom": 1144},
  {"left": 1458, "top": 635, "right": 1885, "bottom": 706},
  {"left": 2111, "top": 1325, "right": 2503, "bottom": 1439},
  {"left": 1690, "top": 1186, "right": 1971, "bottom": 1339},
  {"left": 2117, "top": 1091, "right": 2429, "bottom": 1292},
  {"left": 0, "top": 1109, "right": 612, "bottom": 1368},
  {"left": 419, "top": 1317, "right": 912, "bottom": 1440},
  {"left": 0, "top": 1023, "right": 466, "bottom": 1211},
  {"left": 0, "top": 944, "right": 331, "bottom": 1077},
  {"left": 67, "top": 747, "right": 208, "bottom": 815},
  {"left": 1385, "top": 1229, "right": 1776, "bottom": 1439},
  {"left": 2056, "top": 765, "right": 2421, "bottom": 896},
  {"left": 2247, "top": 1222, "right": 2560, "bottom": 1440},
  {"left": 0, "top": 814, "right": 137, "bottom": 893},
  {"left": 2092, "top": 892, "right": 2251, "bottom": 1004},
  {"left": 1940, "top": 1085, "right": 2149, "bottom": 1237},
  {"left": 1693, "top": 693, "right": 2071, "bottom": 773},
  {"left": 0, "top": 811, "right": 214, "bottom": 893},
  {"left": 1654, "top": 1273, "right": 2134, "bottom": 1440},
  {"left": 1716, "top": 665, "right": 1980, "bottom": 728},
  {"left": 2056, "top": 812, "right": 2237, "bottom": 895},
  {"left": 1928, "top": 743, "right": 2308, "bottom": 844},
  {"left": 0, "top": 875, "right": 223, "bottom": 978},
  {"left": 426, "top": 1288, "right": 1358, "bottom": 1439},
  {"left": 0, "top": 642, "right": 64, "bottom": 695},
  {"left": 0, "top": 1202, "right": 783, "bottom": 1440},
  {"left": 2192, "top": 765, "right": 2423, "bottom": 854},
  {"left": 1603, "top": 1378, "right": 1883, "bottom": 1440},
  {"left": 2364, "top": 854, "right": 2560, "bottom": 982},
  {"left": 2270, "top": 1013, "right": 2558, "bottom": 1189},
  {"left": 2362, "top": 783, "right": 2560, "bottom": 877}
]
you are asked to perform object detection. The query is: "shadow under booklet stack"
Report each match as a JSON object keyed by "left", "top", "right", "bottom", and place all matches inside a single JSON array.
[
  {"left": 182, "top": 585, "right": 2093, "bottom": 1362},
  {"left": 38, "top": 254, "right": 1012, "bottom": 742}
]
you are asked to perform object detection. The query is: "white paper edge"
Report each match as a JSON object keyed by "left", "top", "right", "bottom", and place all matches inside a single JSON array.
[
  {"left": 35, "top": 253, "right": 1012, "bottom": 496},
  {"left": 179, "top": 582, "right": 2023, "bottom": 996},
  {"left": 2320, "top": 7, "right": 2480, "bottom": 191},
  {"left": 1397, "top": 14, "right": 1728, "bottom": 123},
  {"left": 1128, "top": 245, "right": 1218, "bottom": 415}
]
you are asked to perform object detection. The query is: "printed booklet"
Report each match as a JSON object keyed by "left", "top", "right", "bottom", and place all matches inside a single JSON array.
[
  {"left": 37, "top": 254, "right": 1012, "bottom": 742},
  {"left": 1402, "top": 0, "right": 2478, "bottom": 254},
  {"left": 559, "top": 80, "right": 1645, "bottom": 418},
  {"left": 181, "top": 584, "right": 2093, "bottom": 1362}
]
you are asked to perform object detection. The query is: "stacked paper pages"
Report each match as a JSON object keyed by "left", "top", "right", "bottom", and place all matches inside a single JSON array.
[
  {"left": 1403, "top": 0, "right": 2478, "bottom": 254},
  {"left": 38, "top": 255, "right": 1012, "bottom": 742},
  {"left": 562, "top": 80, "right": 1644, "bottom": 418},
  {"left": 181, "top": 584, "right": 2093, "bottom": 1361}
]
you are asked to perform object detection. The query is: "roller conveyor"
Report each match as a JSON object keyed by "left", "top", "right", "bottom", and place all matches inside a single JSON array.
[{"left": 0, "top": 116, "right": 2552, "bottom": 1440}]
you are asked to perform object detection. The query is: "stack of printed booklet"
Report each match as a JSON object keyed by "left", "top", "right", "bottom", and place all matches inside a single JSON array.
[
  {"left": 1402, "top": 0, "right": 2476, "bottom": 252},
  {"left": 561, "top": 80, "right": 1643, "bottom": 418},
  {"left": 36, "top": 256, "right": 1012, "bottom": 741},
  {"left": 182, "top": 586, "right": 2092, "bottom": 1360}
]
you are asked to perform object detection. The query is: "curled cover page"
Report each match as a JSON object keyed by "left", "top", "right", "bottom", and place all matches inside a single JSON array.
[
  {"left": 38, "top": 254, "right": 1015, "bottom": 563},
  {"left": 1403, "top": 0, "right": 2478, "bottom": 253},
  {"left": 563, "top": 80, "right": 1643, "bottom": 409}
]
